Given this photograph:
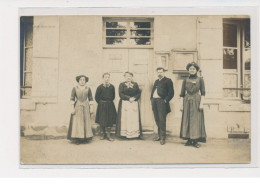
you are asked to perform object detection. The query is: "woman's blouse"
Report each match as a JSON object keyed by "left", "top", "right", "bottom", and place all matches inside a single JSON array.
[
  {"left": 95, "top": 84, "right": 115, "bottom": 103},
  {"left": 70, "top": 85, "right": 94, "bottom": 103},
  {"left": 119, "top": 82, "right": 141, "bottom": 101},
  {"left": 180, "top": 75, "right": 205, "bottom": 97}
]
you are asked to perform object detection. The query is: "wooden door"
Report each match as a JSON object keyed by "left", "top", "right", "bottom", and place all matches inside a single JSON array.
[
  {"left": 103, "top": 49, "right": 153, "bottom": 130},
  {"left": 128, "top": 49, "right": 153, "bottom": 129}
]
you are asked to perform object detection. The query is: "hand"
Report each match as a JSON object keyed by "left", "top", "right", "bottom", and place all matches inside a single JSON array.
[
  {"left": 71, "top": 107, "right": 75, "bottom": 115},
  {"left": 180, "top": 106, "right": 183, "bottom": 112},
  {"left": 129, "top": 97, "right": 135, "bottom": 103},
  {"left": 179, "top": 98, "right": 183, "bottom": 112},
  {"left": 199, "top": 104, "right": 203, "bottom": 111},
  {"left": 199, "top": 96, "right": 205, "bottom": 111},
  {"left": 164, "top": 99, "right": 167, "bottom": 103},
  {"left": 90, "top": 105, "right": 94, "bottom": 114}
]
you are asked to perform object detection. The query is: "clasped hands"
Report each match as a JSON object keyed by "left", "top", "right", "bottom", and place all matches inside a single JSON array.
[{"left": 129, "top": 97, "right": 136, "bottom": 103}]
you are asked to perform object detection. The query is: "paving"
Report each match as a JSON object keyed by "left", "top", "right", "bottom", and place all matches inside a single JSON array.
[{"left": 20, "top": 134, "right": 251, "bottom": 165}]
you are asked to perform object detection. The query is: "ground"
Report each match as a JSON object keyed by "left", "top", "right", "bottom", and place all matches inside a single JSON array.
[{"left": 20, "top": 134, "right": 251, "bottom": 165}]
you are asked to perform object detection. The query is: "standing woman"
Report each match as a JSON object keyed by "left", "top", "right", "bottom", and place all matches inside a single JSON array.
[
  {"left": 180, "top": 62, "right": 206, "bottom": 148},
  {"left": 67, "top": 75, "right": 94, "bottom": 144},
  {"left": 116, "top": 72, "right": 143, "bottom": 139},
  {"left": 95, "top": 73, "right": 117, "bottom": 141}
]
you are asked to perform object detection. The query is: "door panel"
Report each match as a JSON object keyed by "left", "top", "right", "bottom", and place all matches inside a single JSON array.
[
  {"left": 103, "top": 49, "right": 128, "bottom": 110},
  {"left": 129, "top": 49, "right": 153, "bottom": 129}
]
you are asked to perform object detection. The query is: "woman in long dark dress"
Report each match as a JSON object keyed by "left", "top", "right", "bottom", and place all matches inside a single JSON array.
[
  {"left": 116, "top": 72, "right": 143, "bottom": 139},
  {"left": 95, "top": 73, "right": 117, "bottom": 141},
  {"left": 67, "top": 75, "right": 94, "bottom": 144},
  {"left": 180, "top": 62, "right": 206, "bottom": 148}
]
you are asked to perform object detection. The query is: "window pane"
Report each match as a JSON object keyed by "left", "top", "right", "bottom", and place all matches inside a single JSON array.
[
  {"left": 244, "top": 49, "right": 251, "bottom": 70},
  {"left": 25, "top": 24, "right": 33, "bottom": 47},
  {"left": 106, "top": 29, "right": 127, "bottom": 36},
  {"left": 223, "top": 73, "right": 238, "bottom": 97},
  {"left": 130, "top": 38, "right": 151, "bottom": 45},
  {"left": 244, "top": 74, "right": 251, "bottom": 88},
  {"left": 223, "top": 48, "right": 237, "bottom": 69},
  {"left": 130, "top": 22, "right": 151, "bottom": 29},
  {"left": 106, "top": 38, "right": 127, "bottom": 45},
  {"left": 244, "top": 21, "right": 250, "bottom": 48},
  {"left": 130, "top": 30, "right": 151, "bottom": 36},
  {"left": 24, "top": 72, "right": 32, "bottom": 86},
  {"left": 223, "top": 23, "right": 237, "bottom": 47},
  {"left": 25, "top": 48, "right": 33, "bottom": 71},
  {"left": 106, "top": 22, "right": 127, "bottom": 28}
]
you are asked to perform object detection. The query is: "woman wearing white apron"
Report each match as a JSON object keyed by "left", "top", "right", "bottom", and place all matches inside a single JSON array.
[{"left": 116, "top": 72, "right": 143, "bottom": 139}]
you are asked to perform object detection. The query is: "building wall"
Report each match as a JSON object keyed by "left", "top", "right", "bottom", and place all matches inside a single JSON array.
[{"left": 20, "top": 15, "right": 251, "bottom": 138}]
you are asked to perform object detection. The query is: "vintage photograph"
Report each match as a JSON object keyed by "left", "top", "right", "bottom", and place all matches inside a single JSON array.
[{"left": 20, "top": 15, "right": 251, "bottom": 165}]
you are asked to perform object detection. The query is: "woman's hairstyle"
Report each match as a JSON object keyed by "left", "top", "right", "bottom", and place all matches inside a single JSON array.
[
  {"left": 186, "top": 62, "right": 200, "bottom": 71},
  {"left": 76, "top": 75, "right": 89, "bottom": 83},
  {"left": 124, "top": 71, "right": 134, "bottom": 77},
  {"left": 156, "top": 67, "right": 167, "bottom": 72},
  {"left": 102, "top": 72, "right": 110, "bottom": 78}
]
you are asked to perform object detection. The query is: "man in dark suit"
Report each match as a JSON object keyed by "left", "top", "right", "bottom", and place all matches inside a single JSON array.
[{"left": 151, "top": 67, "right": 174, "bottom": 145}]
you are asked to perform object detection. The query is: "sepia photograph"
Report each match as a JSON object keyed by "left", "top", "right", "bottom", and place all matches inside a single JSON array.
[{"left": 19, "top": 14, "right": 251, "bottom": 165}]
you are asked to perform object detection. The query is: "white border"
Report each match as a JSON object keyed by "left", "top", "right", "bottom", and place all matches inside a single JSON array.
[{"left": 0, "top": 0, "right": 260, "bottom": 178}]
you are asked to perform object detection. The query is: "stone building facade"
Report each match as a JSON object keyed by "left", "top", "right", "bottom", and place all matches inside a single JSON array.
[{"left": 20, "top": 15, "right": 251, "bottom": 139}]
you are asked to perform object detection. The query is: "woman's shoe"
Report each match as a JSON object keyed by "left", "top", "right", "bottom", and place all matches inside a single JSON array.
[
  {"left": 153, "top": 136, "right": 160, "bottom": 141},
  {"left": 192, "top": 142, "right": 200, "bottom": 148},
  {"left": 100, "top": 134, "right": 106, "bottom": 140},
  {"left": 106, "top": 131, "right": 114, "bottom": 141},
  {"left": 106, "top": 136, "right": 114, "bottom": 141},
  {"left": 185, "top": 140, "right": 192, "bottom": 146}
]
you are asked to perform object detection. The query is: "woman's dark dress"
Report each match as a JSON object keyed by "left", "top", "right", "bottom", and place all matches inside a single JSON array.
[
  {"left": 180, "top": 75, "right": 206, "bottom": 142},
  {"left": 95, "top": 84, "right": 117, "bottom": 127},
  {"left": 116, "top": 82, "right": 142, "bottom": 137}
]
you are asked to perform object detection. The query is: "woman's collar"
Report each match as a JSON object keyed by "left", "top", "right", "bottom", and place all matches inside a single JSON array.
[
  {"left": 103, "top": 83, "right": 110, "bottom": 87},
  {"left": 77, "top": 84, "right": 87, "bottom": 89},
  {"left": 189, "top": 73, "right": 198, "bottom": 79},
  {"left": 125, "top": 81, "right": 134, "bottom": 88}
]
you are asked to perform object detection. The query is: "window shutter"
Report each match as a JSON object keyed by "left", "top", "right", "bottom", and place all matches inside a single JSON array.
[
  {"left": 198, "top": 17, "right": 223, "bottom": 98},
  {"left": 31, "top": 16, "right": 59, "bottom": 98}
]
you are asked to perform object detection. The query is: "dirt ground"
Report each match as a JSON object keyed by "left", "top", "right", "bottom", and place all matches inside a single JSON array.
[{"left": 20, "top": 134, "right": 251, "bottom": 165}]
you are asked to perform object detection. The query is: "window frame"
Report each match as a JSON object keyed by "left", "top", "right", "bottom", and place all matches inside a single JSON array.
[
  {"left": 222, "top": 19, "right": 251, "bottom": 100},
  {"left": 20, "top": 17, "right": 33, "bottom": 99},
  {"left": 103, "top": 17, "right": 154, "bottom": 49}
]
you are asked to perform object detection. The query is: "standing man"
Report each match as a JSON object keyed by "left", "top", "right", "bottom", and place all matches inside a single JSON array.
[{"left": 151, "top": 67, "right": 174, "bottom": 145}]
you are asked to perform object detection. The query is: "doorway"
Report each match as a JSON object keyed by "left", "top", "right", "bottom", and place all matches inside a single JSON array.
[{"left": 103, "top": 48, "right": 154, "bottom": 129}]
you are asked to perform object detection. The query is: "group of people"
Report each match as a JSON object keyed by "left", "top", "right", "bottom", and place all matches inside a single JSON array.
[{"left": 67, "top": 62, "right": 207, "bottom": 148}]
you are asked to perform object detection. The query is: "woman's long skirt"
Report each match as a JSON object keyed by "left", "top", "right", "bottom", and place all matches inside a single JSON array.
[
  {"left": 67, "top": 101, "right": 93, "bottom": 140},
  {"left": 95, "top": 100, "right": 117, "bottom": 127},
  {"left": 116, "top": 100, "right": 142, "bottom": 138},
  {"left": 180, "top": 93, "right": 206, "bottom": 142}
]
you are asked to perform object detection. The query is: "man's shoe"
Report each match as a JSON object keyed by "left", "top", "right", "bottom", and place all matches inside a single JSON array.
[
  {"left": 139, "top": 135, "right": 144, "bottom": 140},
  {"left": 160, "top": 139, "right": 165, "bottom": 145},
  {"left": 153, "top": 137, "right": 160, "bottom": 141}
]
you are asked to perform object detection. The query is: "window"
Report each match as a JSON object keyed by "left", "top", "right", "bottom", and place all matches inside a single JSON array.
[
  {"left": 20, "top": 17, "right": 33, "bottom": 98},
  {"left": 103, "top": 18, "right": 153, "bottom": 47},
  {"left": 223, "top": 19, "right": 251, "bottom": 100}
]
